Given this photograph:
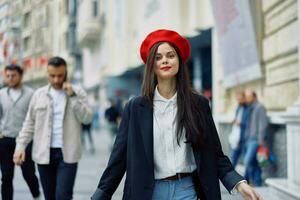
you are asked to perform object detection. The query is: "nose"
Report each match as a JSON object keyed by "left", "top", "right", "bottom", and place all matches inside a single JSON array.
[
  {"left": 162, "top": 56, "right": 168, "bottom": 64},
  {"left": 53, "top": 77, "right": 60, "bottom": 83}
]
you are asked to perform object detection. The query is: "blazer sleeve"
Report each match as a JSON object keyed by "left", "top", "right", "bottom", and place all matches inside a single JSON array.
[
  {"left": 91, "top": 99, "right": 132, "bottom": 200},
  {"left": 204, "top": 98, "right": 244, "bottom": 192}
]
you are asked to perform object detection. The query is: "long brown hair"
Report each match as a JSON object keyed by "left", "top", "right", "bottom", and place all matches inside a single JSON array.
[{"left": 141, "top": 42, "right": 206, "bottom": 146}]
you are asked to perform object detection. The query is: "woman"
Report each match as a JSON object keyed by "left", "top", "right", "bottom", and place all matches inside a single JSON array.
[{"left": 91, "top": 29, "right": 261, "bottom": 200}]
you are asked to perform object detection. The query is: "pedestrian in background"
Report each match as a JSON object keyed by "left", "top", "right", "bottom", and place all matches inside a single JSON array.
[
  {"left": 81, "top": 122, "right": 95, "bottom": 154},
  {"left": 13, "top": 57, "right": 93, "bottom": 200},
  {"left": 0, "top": 64, "right": 41, "bottom": 200},
  {"left": 229, "top": 90, "right": 250, "bottom": 168},
  {"left": 91, "top": 29, "right": 261, "bottom": 200},
  {"left": 104, "top": 98, "right": 121, "bottom": 144},
  {"left": 244, "top": 89, "right": 268, "bottom": 186}
]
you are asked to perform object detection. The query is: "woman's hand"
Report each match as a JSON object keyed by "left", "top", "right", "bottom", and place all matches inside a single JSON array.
[{"left": 236, "top": 182, "right": 262, "bottom": 200}]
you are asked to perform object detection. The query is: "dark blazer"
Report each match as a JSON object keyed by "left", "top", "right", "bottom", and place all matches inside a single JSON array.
[{"left": 91, "top": 95, "right": 244, "bottom": 200}]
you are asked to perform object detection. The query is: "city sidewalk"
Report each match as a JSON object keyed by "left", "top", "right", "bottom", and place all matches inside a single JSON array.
[{"left": 12, "top": 128, "right": 275, "bottom": 200}]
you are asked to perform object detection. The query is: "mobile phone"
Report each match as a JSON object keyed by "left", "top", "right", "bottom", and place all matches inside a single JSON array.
[{"left": 64, "top": 69, "right": 68, "bottom": 82}]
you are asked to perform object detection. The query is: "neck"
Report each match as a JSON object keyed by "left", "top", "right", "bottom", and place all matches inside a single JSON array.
[
  {"left": 51, "top": 86, "right": 62, "bottom": 91},
  {"left": 157, "top": 78, "right": 176, "bottom": 99},
  {"left": 10, "top": 84, "right": 22, "bottom": 90}
]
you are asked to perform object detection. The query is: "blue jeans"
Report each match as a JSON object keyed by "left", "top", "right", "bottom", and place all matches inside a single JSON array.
[
  {"left": 230, "top": 141, "right": 245, "bottom": 168},
  {"left": 243, "top": 140, "right": 262, "bottom": 186},
  {"left": 152, "top": 176, "right": 197, "bottom": 200},
  {"left": 38, "top": 148, "right": 77, "bottom": 200}
]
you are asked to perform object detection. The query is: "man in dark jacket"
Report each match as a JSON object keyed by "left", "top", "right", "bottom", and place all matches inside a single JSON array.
[{"left": 105, "top": 99, "right": 121, "bottom": 137}]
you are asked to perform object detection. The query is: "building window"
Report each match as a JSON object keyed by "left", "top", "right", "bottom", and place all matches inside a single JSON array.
[
  {"left": 93, "top": 0, "right": 99, "bottom": 17},
  {"left": 23, "top": 36, "right": 31, "bottom": 51},
  {"left": 24, "top": 12, "right": 31, "bottom": 28}
]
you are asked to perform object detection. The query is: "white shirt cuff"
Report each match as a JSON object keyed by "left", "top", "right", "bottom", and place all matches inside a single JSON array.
[{"left": 230, "top": 180, "right": 247, "bottom": 195}]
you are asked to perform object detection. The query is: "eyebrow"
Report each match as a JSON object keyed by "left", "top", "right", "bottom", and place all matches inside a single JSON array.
[{"left": 156, "top": 50, "right": 176, "bottom": 55}]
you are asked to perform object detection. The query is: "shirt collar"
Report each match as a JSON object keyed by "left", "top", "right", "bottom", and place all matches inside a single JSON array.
[
  {"left": 154, "top": 86, "right": 177, "bottom": 104},
  {"left": 6, "top": 86, "right": 23, "bottom": 97}
]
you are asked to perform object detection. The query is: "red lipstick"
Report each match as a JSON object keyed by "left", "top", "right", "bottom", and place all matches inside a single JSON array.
[{"left": 160, "top": 66, "right": 172, "bottom": 71}]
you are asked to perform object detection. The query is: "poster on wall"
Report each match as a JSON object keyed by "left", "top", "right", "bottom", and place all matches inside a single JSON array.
[{"left": 211, "top": 0, "right": 261, "bottom": 88}]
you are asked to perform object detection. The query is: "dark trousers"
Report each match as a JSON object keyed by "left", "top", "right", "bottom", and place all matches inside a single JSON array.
[
  {"left": 81, "top": 123, "right": 95, "bottom": 152},
  {"left": 38, "top": 148, "right": 77, "bottom": 200},
  {"left": 0, "top": 137, "right": 40, "bottom": 200}
]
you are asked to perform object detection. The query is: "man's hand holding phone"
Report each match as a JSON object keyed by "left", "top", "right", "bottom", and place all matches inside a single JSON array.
[{"left": 62, "top": 82, "right": 75, "bottom": 97}]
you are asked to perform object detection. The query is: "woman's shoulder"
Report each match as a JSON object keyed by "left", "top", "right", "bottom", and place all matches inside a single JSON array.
[
  {"left": 126, "top": 95, "right": 143, "bottom": 105},
  {"left": 123, "top": 95, "right": 145, "bottom": 111},
  {"left": 191, "top": 92, "right": 210, "bottom": 106}
]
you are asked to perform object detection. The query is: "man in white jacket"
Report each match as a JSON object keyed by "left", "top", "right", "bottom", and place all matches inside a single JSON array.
[{"left": 13, "top": 56, "right": 93, "bottom": 200}]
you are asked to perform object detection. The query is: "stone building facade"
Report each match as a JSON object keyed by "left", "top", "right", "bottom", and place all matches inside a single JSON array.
[
  {"left": 0, "top": 0, "right": 77, "bottom": 87},
  {"left": 213, "top": 0, "right": 300, "bottom": 198}
]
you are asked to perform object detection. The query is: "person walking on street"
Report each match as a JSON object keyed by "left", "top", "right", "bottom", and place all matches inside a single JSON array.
[
  {"left": 91, "top": 29, "right": 262, "bottom": 200},
  {"left": 0, "top": 64, "right": 41, "bottom": 200},
  {"left": 81, "top": 123, "right": 95, "bottom": 154},
  {"left": 243, "top": 90, "right": 268, "bottom": 186},
  {"left": 13, "top": 57, "right": 93, "bottom": 200},
  {"left": 104, "top": 99, "right": 121, "bottom": 144},
  {"left": 229, "top": 90, "right": 250, "bottom": 168}
]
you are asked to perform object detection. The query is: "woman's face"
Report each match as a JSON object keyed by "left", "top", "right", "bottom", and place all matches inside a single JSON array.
[{"left": 154, "top": 42, "right": 179, "bottom": 81}]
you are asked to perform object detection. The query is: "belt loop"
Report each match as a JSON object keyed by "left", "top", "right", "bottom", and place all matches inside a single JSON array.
[{"left": 178, "top": 173, "right": 181, "bottom": 180}]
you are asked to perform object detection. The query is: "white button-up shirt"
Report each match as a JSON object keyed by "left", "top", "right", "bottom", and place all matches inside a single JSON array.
[{"left": 153, "top": 87, "right": 197, "bottom": 179}]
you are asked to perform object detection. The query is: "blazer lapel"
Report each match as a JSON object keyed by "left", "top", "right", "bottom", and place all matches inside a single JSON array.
[{"left": 138, "top": 98, "right": 154, "bottom": 169}]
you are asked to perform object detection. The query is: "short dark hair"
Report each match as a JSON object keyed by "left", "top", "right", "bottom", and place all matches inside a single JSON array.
[
  {"left": 47, "top": 56, "right": 67, "bottom": 67},
  {"left": 5, "top": 64, "right": 23, "bottom": 75}
]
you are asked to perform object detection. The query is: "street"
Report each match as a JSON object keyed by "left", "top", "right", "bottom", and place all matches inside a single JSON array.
[{"left": 12, "top": 128, "right": 274, "bottom": 200}]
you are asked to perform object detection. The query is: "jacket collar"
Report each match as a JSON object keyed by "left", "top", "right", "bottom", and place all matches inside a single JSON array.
[
  {"left": 6, "top": 86, "right": 25, "bottom": 104},
  {"left": 153, "top": 86, "right": 177, "bottom": 103}
]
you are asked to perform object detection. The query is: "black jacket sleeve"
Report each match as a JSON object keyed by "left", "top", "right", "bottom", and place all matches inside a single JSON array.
[{"left": 204, "top": 98, "right": 244, "bottom": 192}]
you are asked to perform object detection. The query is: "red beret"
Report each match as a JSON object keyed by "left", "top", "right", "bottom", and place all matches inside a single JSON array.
[{"left": 140, "top": 29, "right": 191, "bottom": 64}]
